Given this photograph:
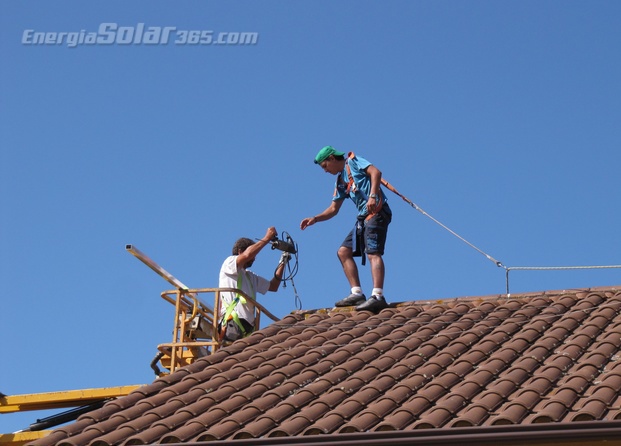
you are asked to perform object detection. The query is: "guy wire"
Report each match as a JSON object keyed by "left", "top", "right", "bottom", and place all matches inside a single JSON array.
[
  {"left": 381, "top": 178, "right": 620, "bottom": 295},
  {"left": 381, "top": 178, "right": 504, "bottom": 268}
]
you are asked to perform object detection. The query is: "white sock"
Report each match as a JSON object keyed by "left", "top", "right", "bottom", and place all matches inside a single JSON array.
[
  {"left": 351, "top": 287, "right": 363, "bottom": 296},
  {"left": 372, "top": 288, "right": 384, "bottom": 297}
]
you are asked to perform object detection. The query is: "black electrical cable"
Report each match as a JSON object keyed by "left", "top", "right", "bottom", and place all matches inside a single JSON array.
[{"left": 272, "top": 231, "right": 302, "bottom": 310}]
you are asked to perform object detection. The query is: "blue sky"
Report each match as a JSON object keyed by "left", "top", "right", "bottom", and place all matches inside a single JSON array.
[{"left": 1, "top": 0, "right": 620, "bottom": 433}]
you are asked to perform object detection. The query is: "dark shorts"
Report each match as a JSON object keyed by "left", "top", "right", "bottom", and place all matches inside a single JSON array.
[{"left": 341, "top": 204, "right": 392, "bottom": 256}]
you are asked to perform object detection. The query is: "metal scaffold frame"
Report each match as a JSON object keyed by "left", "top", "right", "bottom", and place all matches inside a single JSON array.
[{"left": 126, "top": 245, "right": 279, "bottom": 374}]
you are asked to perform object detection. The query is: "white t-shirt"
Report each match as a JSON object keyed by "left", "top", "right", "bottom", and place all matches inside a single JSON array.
[{"left": 218, "top": 255, "right": 270, "bottom": 324}]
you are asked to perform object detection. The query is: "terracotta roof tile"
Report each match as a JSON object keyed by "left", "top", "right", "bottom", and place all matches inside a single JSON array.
[
  {"left": 53, "top": 419, "right": 95, "bottom": 437},
  {"left": 572, "top": 401, "right": 607, "bottom": 421},
  {"left": 26, "top": 286, "right": 621, "bottom": 445}
]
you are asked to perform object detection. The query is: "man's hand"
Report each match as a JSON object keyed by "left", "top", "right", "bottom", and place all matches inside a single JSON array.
[
  {"left": 265, "top": 226, "right": 277, "bottom": 241},
  {"left": 300, "top": 216, "right": 317, "bottom": 230},
  {"left": 280, "top": 251, "right": 291, "bottom": 264},
  {"left": 367, "top": 196, "right": 377, "bottom": 214}
]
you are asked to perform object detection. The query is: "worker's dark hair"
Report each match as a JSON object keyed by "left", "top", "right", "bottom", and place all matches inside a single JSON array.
[
  {"left": 333, "top": 154, "right": 345, "bottom": 161},
  {"left": 232, "top": 237, "right": 255, "bottom": 255}
]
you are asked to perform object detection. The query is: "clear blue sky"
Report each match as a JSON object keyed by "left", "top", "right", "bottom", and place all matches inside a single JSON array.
[{"left": 2, "top": 0, "right": 620, "bottom": 433}]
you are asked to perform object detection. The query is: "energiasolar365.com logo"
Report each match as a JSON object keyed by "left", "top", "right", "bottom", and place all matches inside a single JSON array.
[{"left": 22, "top": 22, "right": 259, "bottom": 48}]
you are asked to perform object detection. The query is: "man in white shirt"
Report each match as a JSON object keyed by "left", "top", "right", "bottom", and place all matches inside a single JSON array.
[{"left": 218, "top": 226, "right": 288, "bottom": 341}]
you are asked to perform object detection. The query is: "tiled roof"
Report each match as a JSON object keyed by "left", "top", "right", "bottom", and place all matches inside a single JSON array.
[{"left": 29, "top": 286, "right": 621, "bottom": 445}]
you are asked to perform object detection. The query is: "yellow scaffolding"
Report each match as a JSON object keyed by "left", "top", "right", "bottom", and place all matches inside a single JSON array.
[
  {"left": 0, "top": 386, "right": 141, "bottom": 413},
  {"left": 126, "top": 244, "right": 279, "bottom": 374},
  {"left": 0, "top": 386, "right": 141, "bottom": 446},
  {"left": 156, "top": 286, "right": 279, "bottom": 373},
  {"left": 1, "top": 245, "right": 281, "bottom": 445}
]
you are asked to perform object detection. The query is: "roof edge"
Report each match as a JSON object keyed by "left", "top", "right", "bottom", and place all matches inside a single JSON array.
[
  {"left": 292, "top": 284, "right": 621, "bottom": 317},
  {"left": 160, "top": 420, "right": 621, "bottom": 446}
]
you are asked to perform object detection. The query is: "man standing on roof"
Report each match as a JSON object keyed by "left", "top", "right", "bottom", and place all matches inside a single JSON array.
[
  {"left": 219, "top": 227, "right": 289, "bottom": 341},
  {"left": 300, "top": 146, "right": 392, "bottom": 313}
]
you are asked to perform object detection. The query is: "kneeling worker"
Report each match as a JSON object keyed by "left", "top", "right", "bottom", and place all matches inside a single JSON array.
[{"left": 218, "top": 226, "right": 288, "bottom": 341}]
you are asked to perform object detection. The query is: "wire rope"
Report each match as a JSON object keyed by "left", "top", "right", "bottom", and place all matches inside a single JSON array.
[{"left": 380, "top": 178, "right": 620, "bottom": 295}]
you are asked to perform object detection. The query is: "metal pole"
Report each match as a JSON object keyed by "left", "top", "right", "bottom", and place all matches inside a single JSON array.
[
  {"left": 125, "top": 244, "right": 213, "bottom": 312},
  {"left": 125, "top": 244, "right": 190, "bottom": 291}
]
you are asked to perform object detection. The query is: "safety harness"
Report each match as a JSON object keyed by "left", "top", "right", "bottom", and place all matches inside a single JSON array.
[
  {"left": 338, "top": 152, "right": 390, "bottom": 266},
  {"left": 339, "top": 152, "right": 385, "bottom": 220},
  {"left": 219, "top": 271, "right": 255, "bottom": 341}
]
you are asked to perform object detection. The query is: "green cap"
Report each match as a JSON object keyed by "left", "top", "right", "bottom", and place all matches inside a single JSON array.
[{"left": 314, "top": 146, "right": 345, "bottom": 164}]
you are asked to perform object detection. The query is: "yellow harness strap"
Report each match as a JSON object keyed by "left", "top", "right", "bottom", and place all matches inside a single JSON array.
[{"left": 220, "top": 271, "right": 254, "bottom": 338}]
